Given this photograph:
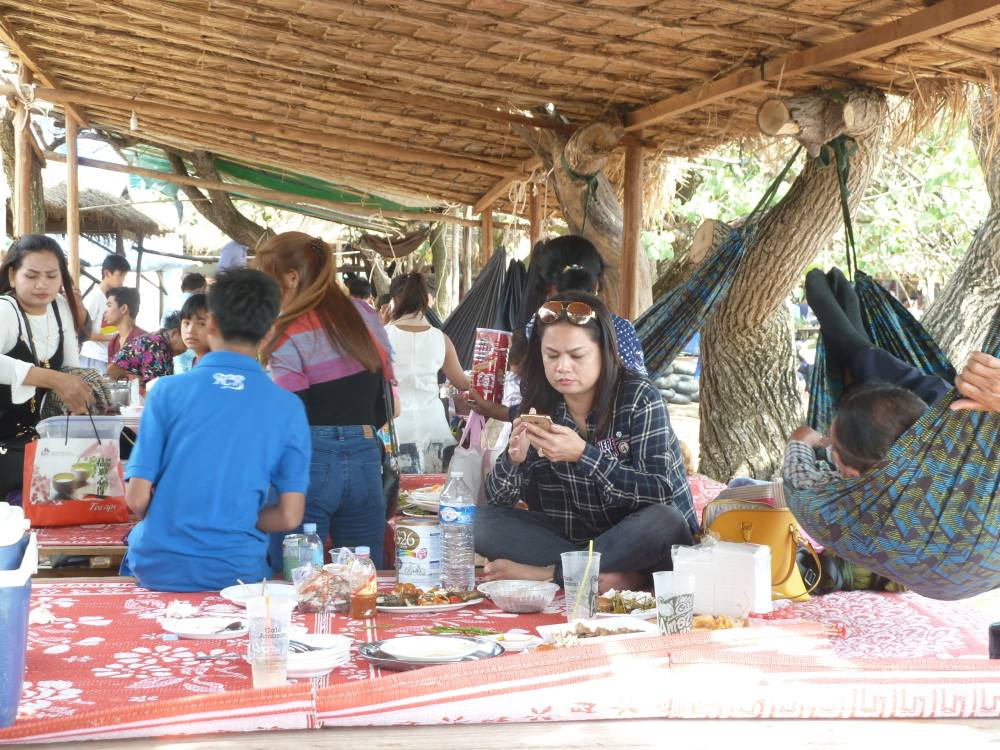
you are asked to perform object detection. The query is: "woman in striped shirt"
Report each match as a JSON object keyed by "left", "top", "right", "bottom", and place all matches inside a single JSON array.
[{"left": 257, "top": 232, "right": 394, "bottom": 569}]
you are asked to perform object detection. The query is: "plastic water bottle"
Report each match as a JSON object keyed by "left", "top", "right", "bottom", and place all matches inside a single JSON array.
[
  {"left": 439, "top": 471, "right": 476, "bottom": 592},
  {"left": 301, "top": 523, "right": 324, "bottom": 567},
  {"left": 348, "top": 546, "right": 378, "bottom": 619}
]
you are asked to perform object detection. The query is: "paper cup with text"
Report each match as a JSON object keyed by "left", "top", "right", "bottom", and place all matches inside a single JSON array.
[{"left": 653, "top": 571, "right": 695, "bottom": 635}]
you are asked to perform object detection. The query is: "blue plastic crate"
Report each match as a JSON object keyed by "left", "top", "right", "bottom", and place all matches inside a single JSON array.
[{"left": 0, "top": 532, "right": 36, "bottom": 728}]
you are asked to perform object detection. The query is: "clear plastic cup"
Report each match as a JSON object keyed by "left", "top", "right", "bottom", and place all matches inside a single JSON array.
[
  {"left": 561, "top": 550, "right": 601, "bottom": 622},
  {"left": 245, "top": 595, "right": 294, "bottom": 688},
  {"left": 653, "top": 571, "right": 696, "bottom": 635}
]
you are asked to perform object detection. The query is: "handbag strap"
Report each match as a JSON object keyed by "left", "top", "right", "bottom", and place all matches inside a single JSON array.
[
  {"left": 382, "top": 380, "right": 399, "bottom": 455},
  {"left": 771, "top": 523, "right": 822, "bottom": 599}
]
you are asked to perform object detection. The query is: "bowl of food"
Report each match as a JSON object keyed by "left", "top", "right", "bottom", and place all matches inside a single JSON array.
[{"left": 478, "top": 579, "right": 560, "bottom": 614}]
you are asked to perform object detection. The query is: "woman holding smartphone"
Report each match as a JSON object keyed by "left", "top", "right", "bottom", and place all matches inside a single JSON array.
[{"left": 478, "top": 292, "right": 696, "bottom": 592}]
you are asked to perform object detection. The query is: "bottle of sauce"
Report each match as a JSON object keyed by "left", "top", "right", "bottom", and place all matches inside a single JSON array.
[{"left": 349, "top": 546, "right": 377, "bottom": 619}]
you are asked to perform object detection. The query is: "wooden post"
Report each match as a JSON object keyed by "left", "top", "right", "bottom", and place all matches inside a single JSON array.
[
  {"left": 620, "top": 142, "right": 644, "bottom": 320},
  {"left": 156, "top": 270, "right": 164, "bottom": 324},
  {"left": 479, "top": 209, "right": 494, "bottom": 268},
  {"left": 134, "top": 237, "right": 144, "bottom": 288},
  {"left": 12, "top": 67, "right": 32, "bottom": 237},
  {"left": 115, "top": 233, "right": 125, "bottom": 256},
  {"left": 461, "top": 206, "right": 472, "bottom": 297},
  {"left": 529, "top": 184, "right": 541, "bottom": 248},
  {"left": 66, "top": 116, "right": 80, "bottom": 282}
]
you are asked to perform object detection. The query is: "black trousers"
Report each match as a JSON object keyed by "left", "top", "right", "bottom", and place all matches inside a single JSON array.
[{"left": 851, "top": 346, "right": 950, "bottom": 406}]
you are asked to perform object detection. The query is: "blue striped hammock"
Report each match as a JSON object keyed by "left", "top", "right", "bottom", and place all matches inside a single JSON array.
[{"left": 789, "top": 308, "right": 1000, "bottom": 600}]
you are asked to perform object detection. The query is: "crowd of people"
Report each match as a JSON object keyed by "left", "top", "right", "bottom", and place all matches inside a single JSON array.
[{"left": 0, "top": 231, "right": 998, "bottom": 597}]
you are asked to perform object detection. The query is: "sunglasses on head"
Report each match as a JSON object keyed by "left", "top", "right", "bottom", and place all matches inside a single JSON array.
[{"left": 537, "top": 300, "right": 596, "bottom": 325}]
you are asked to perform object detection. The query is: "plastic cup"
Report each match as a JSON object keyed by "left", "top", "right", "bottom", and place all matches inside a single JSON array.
[
  {"left": 561, "top": 550, "right": 601, "bottom": 622},
  {"left": 653, "top": 571, "right": 696, "bottom": 635},
  {"left": 245, "top": 595, "right": 294, "bottom": 689}
]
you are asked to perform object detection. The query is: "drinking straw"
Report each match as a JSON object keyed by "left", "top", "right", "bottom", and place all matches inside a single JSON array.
[
  {"left": 570, "top": 540, "right": 595, "bottom": 619},
  {"left": 263, "top": 579, "right": 273, "bottom": 662}
]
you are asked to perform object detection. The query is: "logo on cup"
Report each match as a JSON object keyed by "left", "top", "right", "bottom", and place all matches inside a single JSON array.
[{"left": 657, "top": 593, "right": 694, "bottom": 635}]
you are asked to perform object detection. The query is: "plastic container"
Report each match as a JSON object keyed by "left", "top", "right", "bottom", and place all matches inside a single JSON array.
[
  {"left": 477, "top": 579, "right": 559, "bottom": 613},
  {"left": 439, "top": 472, "right": 476, "bottom": 592},
  {"left": 36, "top": 415, "right": 124, "bottom": 441},
  {"left": 0, "top": 532, "right": 37, "bottom": 727},
  {"left": 348, "top": 546, "right": 377, "bottom": 619}
]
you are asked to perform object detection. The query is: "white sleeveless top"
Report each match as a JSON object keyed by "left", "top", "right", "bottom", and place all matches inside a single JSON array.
[{"left": 385, "top": 324, "right": 455, "bottom": 447}]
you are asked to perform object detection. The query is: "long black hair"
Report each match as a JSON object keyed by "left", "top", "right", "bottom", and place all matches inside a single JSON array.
[
  {"left": 391, "top": 272, "right": 430, "bottom": 321},
  {"left": 831, "top": 383, "right": 927, "bottom": 473},
  {"left": 0, "top": 234, "right": 82, "bottom": 326},
  {"left": 519, "top": 291, "right": 623, "bottom": 438}
]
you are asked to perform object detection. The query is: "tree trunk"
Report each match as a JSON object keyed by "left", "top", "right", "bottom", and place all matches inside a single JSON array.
[
  {"left": 436, "top": 219, "right": 460, "bottom": 319},
  {"left": 921, "top": 92, "right": 1000, "bottom": 367},
  {"left": 167, "top": 151, "right": 270, "bottom": 250},
  {"left": 1, "top": 111, "right": 45, "bottom": 234},
  {"left": 699, "top": 88, "right": 890, "bottom": 481},
  {"left": 428, "top": 221, "right": 454, "bottom": 318},
  {"left": 513, "top": 114, "right": 653, "bottom": 317},
  {"left": 652, "top": 219, "right": 733, "bottom": 299}
]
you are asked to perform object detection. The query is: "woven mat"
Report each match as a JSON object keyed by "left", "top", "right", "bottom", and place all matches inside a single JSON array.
[{"left": 2, "top": 580, "right": 997, "bottom": 744}]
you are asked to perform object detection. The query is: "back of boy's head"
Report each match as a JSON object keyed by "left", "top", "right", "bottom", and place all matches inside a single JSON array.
[
  {"left": 208, "top": 269, "right": 280, "bottom": 345},
  {"left": 101, "top": 254, "right": 130, "bottom": 277},
  {"left": 181, "top": 272, "right": 207, "bottom": 293},
  {"left": 345, "top": 277, "right": 373, "bottom": 300},
  {"left": 832, "top": 383, "right": 928, "bottom": 474},
  {"left": 179, "top": 293, "right": 208, "bottom": 321},
  {"left": 107, "top": 286, "right": 140, "bottom": 318}
]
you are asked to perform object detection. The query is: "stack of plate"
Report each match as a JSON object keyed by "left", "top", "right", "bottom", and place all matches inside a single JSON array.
[
  {"left": 120, "top": 405, "right": 143, "bottom": 432},
  {"left": 287, "top": 634, "right": 353, "bottom": 678},
  {"left": 359, "top": 635, "right": 503, "bottom": 671}
]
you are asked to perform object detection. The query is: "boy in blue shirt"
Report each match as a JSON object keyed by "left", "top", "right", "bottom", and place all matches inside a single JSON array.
[{"left": 122, "top": 269, "right": 311, "bottom": 592}]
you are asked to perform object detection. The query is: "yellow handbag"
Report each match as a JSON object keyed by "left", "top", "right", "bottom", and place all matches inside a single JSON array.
[{"left": 707, "top": 507, "right": 821, "bottom": 602}]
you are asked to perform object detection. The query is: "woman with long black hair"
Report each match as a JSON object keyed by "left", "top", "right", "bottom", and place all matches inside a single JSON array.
[
  {"left": 0, "top": 235, "right": 96, "bottom": 497},
  {"left": 477, "top": 292, "right": 695, "bottom": 592}
]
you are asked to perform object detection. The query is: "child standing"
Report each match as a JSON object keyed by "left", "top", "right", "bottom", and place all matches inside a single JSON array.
[
  {"left": 122, "top": 269, "right": 311, "bottom": 592},
  {"left": 178, "top": 293, "right": 210, "bottom": 367}
]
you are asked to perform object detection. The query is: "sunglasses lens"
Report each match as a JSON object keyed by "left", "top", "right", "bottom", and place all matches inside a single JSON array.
[
  {"left": 538, "top": 302, "right": 562, "bottom": 322},
  {"left": 566, "top": 302, "right": 594, "bottom": 324}
]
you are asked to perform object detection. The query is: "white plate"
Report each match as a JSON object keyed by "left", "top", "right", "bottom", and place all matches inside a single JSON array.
[
  {"left": 220, "top": 582, "right": 297, "bottom": 606},
  {"left": 407, "top": 497, "right": 440, "bottom": 512},
  {"left": 380, "top": 635, "right": 481, "bottom": 662},
  {"left": 400, "top": 506, "right": 437, "bottom": 518},
  {"left": 287, "top": 634, "right": 353, "bottom": 663},
  {"left": 376, "top": 597, "right": 483, "bottom": 613},
  {"left": 595, "top": 608, "right": 657, "bottom": 620},
  {"left": 160, "top": 617, "right": 248, "bottom": 639},
  {"left": 484, "top": 631, "right": 542, "bottom": 652},
  {"left": 288, "top": 655, "right": 352, "bottom": 679},
  {"left": 537, "top": 616, "right": 660, "bottom": 645}
]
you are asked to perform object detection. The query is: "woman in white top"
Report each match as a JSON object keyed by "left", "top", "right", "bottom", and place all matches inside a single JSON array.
[
  {"left": 0, "top": 235, "right": 97, "bottom": 497},
  {"left": 386, "top": 273, "right": 470, "bottom": 473}
]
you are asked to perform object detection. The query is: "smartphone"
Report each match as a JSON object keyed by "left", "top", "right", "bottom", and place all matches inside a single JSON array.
[{"left": 520, "top": 414, "right": 555, "bottom": 432}]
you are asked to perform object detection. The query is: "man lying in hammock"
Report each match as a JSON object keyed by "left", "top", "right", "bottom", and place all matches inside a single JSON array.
[{"left": 783, "top": 268, "right": 1000, "bottom": 595}]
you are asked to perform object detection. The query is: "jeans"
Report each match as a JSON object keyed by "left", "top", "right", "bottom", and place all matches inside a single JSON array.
[
  {"left": 474, "top": 504, "right": 694, "bottom": 585},
  {"left": 269, "top": 425, "right": 386, "bottom": 573}
]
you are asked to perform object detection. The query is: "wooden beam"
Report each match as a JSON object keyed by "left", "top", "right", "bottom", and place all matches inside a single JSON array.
[
  {"left": 620, "top": 142, "right": 643, "bottom": 321},
  {"left": 44, "top": 151, "right": 482, "bottom": 228},
  {"left": 66, "top": 116, "right": 80, "bottom": 282},
  {"left": 0, "top": 16, "right": 88, "bottom": 128},
  {"left": 13, "top": 67, "right": 32, "bottom": 236},
  {"left": 625, "top": 0, "right": 1000, "bottom": 131},
  {"left": 480, "top": 210, "right": 494, "bottom": 268},
  {"left": 529, "top": 184, "right": 541, "bottom": 248},
  {"left": 473, "top": 157, "right": 543, "bottom": 215},
  {"left": 2, "top": 85, "right": 510, "bottom": 179}
]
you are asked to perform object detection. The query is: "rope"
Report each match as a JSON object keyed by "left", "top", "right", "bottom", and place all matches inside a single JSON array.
[
  {"left": 560, "top": 151, "right": 601, "bottom": 235},
  {"left": 819, "top": 135, "right": 860, "bottom": 280}
]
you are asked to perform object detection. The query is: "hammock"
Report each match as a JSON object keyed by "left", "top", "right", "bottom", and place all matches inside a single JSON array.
[
  {"left": 442, "top": 248, "right": 508, "bottom": 368},
  {"left": 788, "top": 309, "right": 1000, "bottom": 601},
  {"left": 807, "top": 270, "right": 956, "bottom": 433},
  {"left": 636, "top": 148, "right": 801, "bottom": 377}
]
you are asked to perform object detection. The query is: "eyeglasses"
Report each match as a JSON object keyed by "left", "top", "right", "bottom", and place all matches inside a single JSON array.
[{"left": 537, "top": 300, "right": 596, "bottom": 325}]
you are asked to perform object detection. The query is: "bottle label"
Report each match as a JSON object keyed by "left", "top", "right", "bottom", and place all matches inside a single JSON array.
[{"left": 439, "top": 503, "right": 476, "bottom": 526}]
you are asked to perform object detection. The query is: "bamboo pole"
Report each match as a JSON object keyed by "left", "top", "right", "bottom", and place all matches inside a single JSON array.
[
  {"left": 13, "top": 67, "right": 32, "bottom": 237},
  {"left": 65, "top": 116, "right": 80, "bottom": 282},
  {"left": 620, "top": 142, "right": 643, "bottom": 321},
  {"left": 134, "top": 238, "right": 144, "bottom": 289},
  {"left": 480, "top": 210, "right": 494, "bottom": 269},
  {"left": 529, "top": 184, "right": 541, "bottom": 249}
]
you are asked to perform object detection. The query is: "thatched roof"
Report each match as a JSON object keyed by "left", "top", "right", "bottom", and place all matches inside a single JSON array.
[
  {"left": 42, "top": 183, "right": 165, "bottom": 240},
  {"left": 3, "top": 1, "right": 999, "bottom": 214}
]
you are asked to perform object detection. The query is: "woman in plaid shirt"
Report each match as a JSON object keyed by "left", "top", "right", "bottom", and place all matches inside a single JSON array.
[{"left": 477, "top": 292, "right": 696, "bottom": 593}]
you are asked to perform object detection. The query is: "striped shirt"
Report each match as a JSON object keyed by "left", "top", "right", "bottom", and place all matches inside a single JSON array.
[
  {"left": 486, "top": 374, "right": 696, "bottom": 541},
  {"left": 782, "top": 440, "right": 839, "bottom": 491}
]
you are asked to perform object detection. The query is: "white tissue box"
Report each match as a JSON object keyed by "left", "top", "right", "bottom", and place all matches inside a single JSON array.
[{"left": 673, "top": 541, "right": 772, "bottom": 618}]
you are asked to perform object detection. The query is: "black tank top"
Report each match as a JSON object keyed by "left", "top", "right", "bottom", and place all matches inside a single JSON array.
[{"left": 0, "top": 296, "right": 65, "bottom": 441}]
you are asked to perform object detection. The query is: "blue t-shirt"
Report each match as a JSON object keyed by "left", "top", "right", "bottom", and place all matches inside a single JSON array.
[{"left": 122, "top": 351, "right": 311, "bottom": 592}]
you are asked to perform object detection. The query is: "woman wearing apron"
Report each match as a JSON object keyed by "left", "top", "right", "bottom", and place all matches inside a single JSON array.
[{"left": 0, "top": 235, "right": 95, "bottom": 498}]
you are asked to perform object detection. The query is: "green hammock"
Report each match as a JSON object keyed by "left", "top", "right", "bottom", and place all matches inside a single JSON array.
[{"left": 788, "top": 309, "right": 1000, "bottom": 600}]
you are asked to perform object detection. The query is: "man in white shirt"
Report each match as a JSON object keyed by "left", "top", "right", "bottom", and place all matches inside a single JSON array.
[{"left": 79, "top": 254, "right": 131, "bottom": 373}]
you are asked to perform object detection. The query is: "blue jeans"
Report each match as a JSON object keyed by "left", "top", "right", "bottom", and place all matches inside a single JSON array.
[{"left": 269, "top": 426, "right": 385, "bottom": 573}]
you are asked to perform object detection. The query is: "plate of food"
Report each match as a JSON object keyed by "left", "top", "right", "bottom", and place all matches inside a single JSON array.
[
  {"left": 536, "top": 616, "right": 660, "bottom": 647},
  {"left": 376, "top": 584, "right": 483, "bottom": 612},
  {"left": 482, "top": 630, "right": 542, "bottom": 652},
  {"left": 399, "top": 503, "right": 437, "bottom": 518},
  {"left": 407, "top": 484, "right": 444, "bottom": 511},
  {"left": 220, "top": 581, "right": 297, "bottom": 606},
  {"left": 160, "top": 617, "right": 248, "bottom": 640},
  {"left": 359, "top": 636, "right": 503, "bottom": 671},
  {"left": 595, "top": 589, "right": 656, "bottom": 619}
]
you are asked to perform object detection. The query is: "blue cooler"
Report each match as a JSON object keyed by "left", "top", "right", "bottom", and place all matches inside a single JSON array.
[{"left": 0, "top": 532, "right": 36, "bottom": 728}]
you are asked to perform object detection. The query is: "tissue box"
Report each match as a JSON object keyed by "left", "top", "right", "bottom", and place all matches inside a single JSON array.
[{"left": 673, "top": 541, "right": 772, "bottom": 618}]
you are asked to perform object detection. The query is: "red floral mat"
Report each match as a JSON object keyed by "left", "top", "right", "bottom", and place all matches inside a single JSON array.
[
  {"left": 35, "top": 525, "right": 134, "bottom": 550},
  {"left": 2, "top": 580, "right": 997, "bottom": 744}
]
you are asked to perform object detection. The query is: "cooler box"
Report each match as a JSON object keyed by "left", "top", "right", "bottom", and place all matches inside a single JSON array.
[{"left": 0, "top": 531, "right": 37, "bottom": 728}]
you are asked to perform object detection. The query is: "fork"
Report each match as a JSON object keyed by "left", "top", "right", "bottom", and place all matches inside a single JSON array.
[{"left": 288, "top": 639, "right": 328, "bottom": 653}]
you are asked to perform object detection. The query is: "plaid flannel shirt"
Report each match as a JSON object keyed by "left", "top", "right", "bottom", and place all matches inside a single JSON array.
[
  {"left": 485, "top": 374, "right": 697, "bottom": 541},
  {"left": 782, "top": 440, "right": 839, "bottom": 491}
]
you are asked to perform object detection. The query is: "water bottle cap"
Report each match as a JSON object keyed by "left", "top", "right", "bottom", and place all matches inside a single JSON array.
[
  {"left": 355, "top": 546, "right": 370, "bottom": 556},
  {"left": 303, "top": 523, "right": 317, "bottom": 534}
]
